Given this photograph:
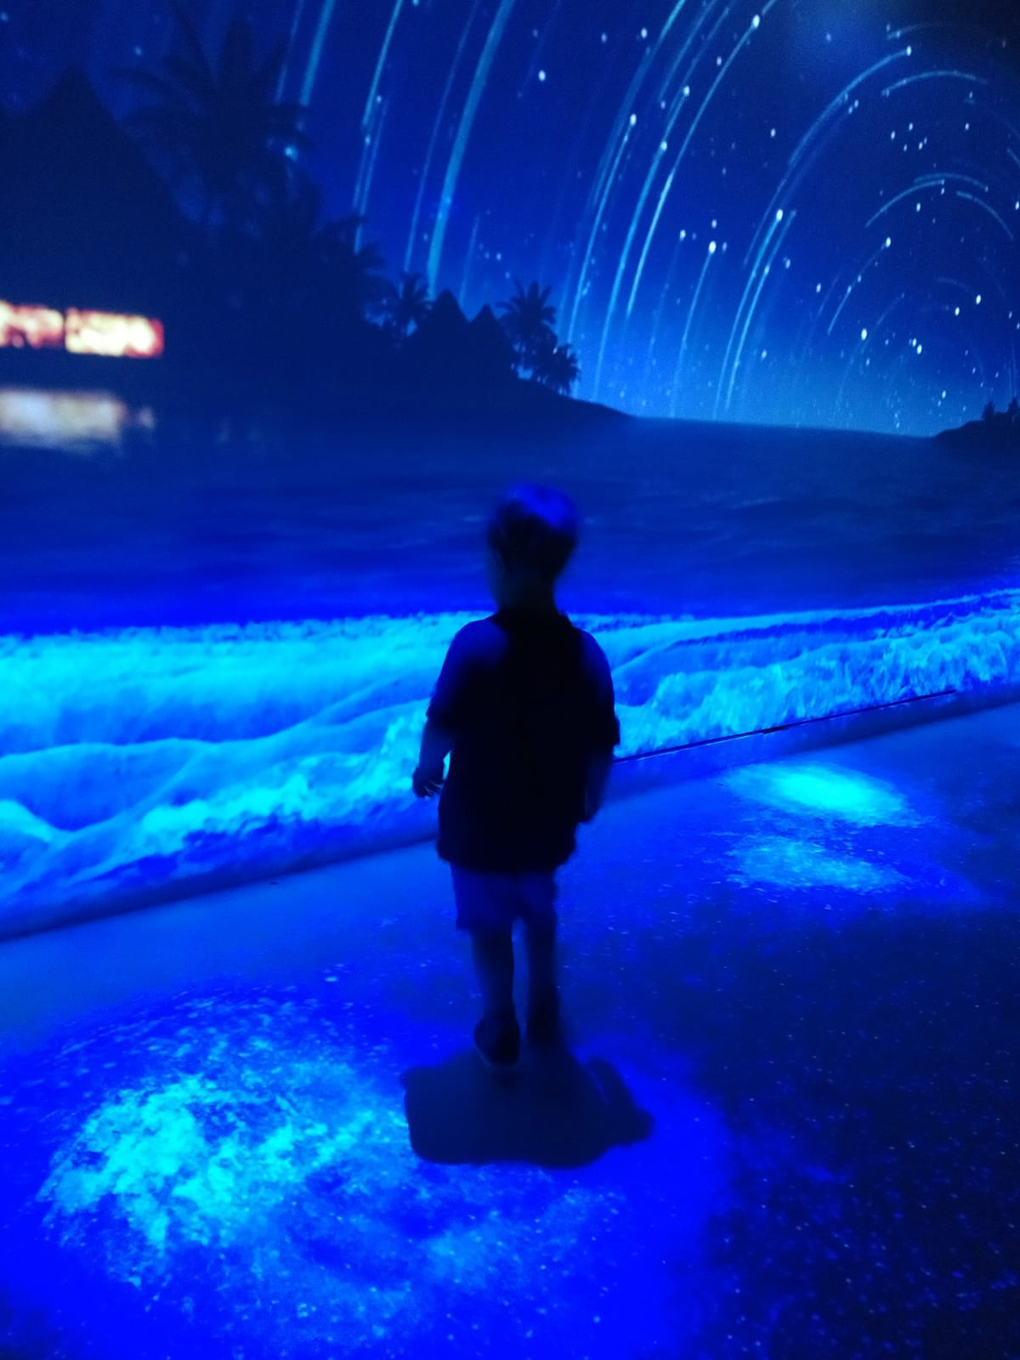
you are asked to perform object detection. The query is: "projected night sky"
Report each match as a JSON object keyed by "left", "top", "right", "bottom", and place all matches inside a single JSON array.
[{"left": 3, "top": 0, "right": 1020, "bottom": 433}]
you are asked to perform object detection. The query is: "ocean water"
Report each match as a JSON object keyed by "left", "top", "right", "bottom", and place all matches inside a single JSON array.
[{"left": 3, "top": 406, "right": 1020, "bottom": 929}]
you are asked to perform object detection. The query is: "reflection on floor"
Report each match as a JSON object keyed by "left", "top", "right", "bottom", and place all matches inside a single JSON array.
[{"left": 1, "top": 705, "right": 1018, "bottom": 1358}]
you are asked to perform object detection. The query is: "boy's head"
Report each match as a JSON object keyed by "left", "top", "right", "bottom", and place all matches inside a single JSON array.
[{"left": 485, "top": 484, "right": 579, "bottom": 605}]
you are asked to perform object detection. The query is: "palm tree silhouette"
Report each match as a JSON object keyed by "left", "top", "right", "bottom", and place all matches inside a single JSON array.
[
  {"left": 201, "top": 162, "right": 389, "bottom": 384},
  {"left": 118, "top": 3, "right": 309, "bottom": 230},
  {"left": 318, "top": 214, "right": 390, "bottom": 322},
  {"left": 242, "top": 165, "right": 323, "bottom": 279},
  {"left": 498, "top": 280, "right": 557, "bottom": 374},
  {"left": 249, "top": 176, "right": 389, "bottom": 319},
  {"left": 381, "top": 272, "right": 432, "bottom": 340},
  {"left": 219, "top": 167, "right": 322, "bottom": 320},
  {"left": 532, "top": 335, "right": 581, "bottom": 395}
]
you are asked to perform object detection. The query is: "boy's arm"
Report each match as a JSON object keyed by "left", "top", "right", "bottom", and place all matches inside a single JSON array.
[
  {"left": 413, "top": 718, "right": 456, "bottom": 797},
  {"left": 413, "top": 626, "right": 480, "bottom": 798},
  {"left": 581, "top": 749, "right": 614, "bottom": 822},
  {"left": 579, "top": 634, "right": 620, "bottom": 823}
]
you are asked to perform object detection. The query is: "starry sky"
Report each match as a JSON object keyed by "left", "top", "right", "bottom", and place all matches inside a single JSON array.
[{"left": 3, "top": 0, "right": 1020, "bottom": 434}]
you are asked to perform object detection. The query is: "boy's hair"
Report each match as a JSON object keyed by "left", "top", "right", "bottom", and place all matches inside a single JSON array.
[{"left": 486, "top": 484, "right": 580, "bottom": 583}]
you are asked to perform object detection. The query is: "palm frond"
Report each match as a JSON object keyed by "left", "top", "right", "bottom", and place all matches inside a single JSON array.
[
  {"left": 254, "top": 42, "right": 289, "bottom": 105},
  {"left": 113, "top": 67, "right": 191, "bottom": 106},
  {"left": 170, "top": 2, "right": 214, "bottom": 87},
  {"left": 124, "top": 104, "right": 195, "bottom": 133},
  {"left": 220, "top": 17, "right": 256, "bottom": 89},
  {"left": 162, "top": 52, "right": 217, "bottom": 105}
]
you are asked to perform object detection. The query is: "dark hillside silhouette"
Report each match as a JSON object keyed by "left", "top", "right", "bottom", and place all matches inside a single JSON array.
[
  {"left": 938, "top": 397, "right": 1020, "bottom": 452},
  {"left": 468, "top": 305, "right": 518, "bottom": 386},
  {"left": 0, "top": 70, "right": 192, "bottom": 317},
  {"left": 0, "top": 69, "right": 200, "bottom": 401},
  {"left": 0, "top": 6, "right": 621, "bottom": 431},
  {"left": 402, "top": 293, "right": 517, "bottom": 401},
  {"left": 402, "top": 290, "right": 472, "bottom": 388}
]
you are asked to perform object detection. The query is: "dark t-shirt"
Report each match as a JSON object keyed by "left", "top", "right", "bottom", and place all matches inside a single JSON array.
[{"left": 427, "top": 608, "right": 620, "bottom": 872}]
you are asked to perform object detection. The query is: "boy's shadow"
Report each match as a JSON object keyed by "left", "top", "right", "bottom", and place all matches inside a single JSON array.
[{"left": 400, "top": 1045, "right": 653, "bottom": 1168}]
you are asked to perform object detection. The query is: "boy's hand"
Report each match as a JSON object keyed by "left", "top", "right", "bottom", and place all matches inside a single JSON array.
[{"left": 413, "top": 765, "right": 445, "bottom": 798}]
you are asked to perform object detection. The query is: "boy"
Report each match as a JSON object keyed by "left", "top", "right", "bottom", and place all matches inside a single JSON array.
[{"left": 412, "top": 485, "right": 620, "bottom": 1070}]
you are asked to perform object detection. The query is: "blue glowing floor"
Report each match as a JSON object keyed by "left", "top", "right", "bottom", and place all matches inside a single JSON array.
[{"left": 1, "top": 706, "right": 1018, "bottom": 1359}]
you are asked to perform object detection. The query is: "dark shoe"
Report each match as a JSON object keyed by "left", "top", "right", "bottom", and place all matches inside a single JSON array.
[
  {"left": 474, "top": 1011, "right": 521, "bottom": 1070},
  {"left": 525, "top": 995, "right": 562, "bottom": 1048}
]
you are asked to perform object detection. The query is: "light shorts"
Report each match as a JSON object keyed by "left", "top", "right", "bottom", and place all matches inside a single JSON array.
[{"left": 450, "top": 866, "right": 559, "bottom": 934}]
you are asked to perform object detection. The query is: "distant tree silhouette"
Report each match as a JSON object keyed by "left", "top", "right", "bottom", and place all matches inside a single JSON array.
[
  {"left": 212, "top": 168, "right": 386, "bottom": 319},
  {"left": 380, "top": 272, "right": 432, "bottom": 340},
  {"left": 315, "top": 213, "right": 390, "bottom": 323},
  {"left": 532, "top": 335, "right": 581, "bottom": 394},
  {"left": 94, "top": 6, "right": 590, "bottom": 414},
  {"left": 235, "top": 165, "right": 323, "bottom": 293},
  {"left": 499, "top": 280, "right": 557, "bottom": 375},
  {"left": 117, "top": 3, "right": 308, "bottom": 229},
  {"left": 190, "top": 160, "right": 391, "bottom": 391},
  {"left": 944, "top": 397, "right": 1020, "bottom": 450}
]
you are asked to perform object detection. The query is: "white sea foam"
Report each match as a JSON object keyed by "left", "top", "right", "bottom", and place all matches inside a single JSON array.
[{"left": 2, "top": 592, "right": 1019, "bottom": 927}]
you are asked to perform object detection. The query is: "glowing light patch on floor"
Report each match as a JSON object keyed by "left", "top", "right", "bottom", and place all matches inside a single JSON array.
[
  {"left": 1, "top": 985, "right": 728, "bottom": 1357},
  {"left": 730, "top": 835, "right": 906, "bottom": 893},
  {"left": 40, "top": 1065, "right": 394, "bottom": 1258},
  {"left": 728, "top": 762, "right": 919, "bottom": 826}
]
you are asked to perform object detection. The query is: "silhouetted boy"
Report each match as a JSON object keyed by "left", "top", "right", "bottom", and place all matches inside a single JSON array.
[{"left": 413, "top": 485, "right": 620, "bottom": 1069}]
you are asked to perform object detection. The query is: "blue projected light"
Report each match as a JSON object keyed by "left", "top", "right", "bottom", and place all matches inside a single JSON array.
[
  {"left": 0, "top": 986, "right": 727, "bottom": 1358},
  {"left": 724, "top": 757, "right": 982, "bottom": 904},
  {"left": 729, "top": 834, "right": 906, "bottom": 893},
  {"left": 728, "top": 763, "right": 920, "bottom": 826},
  {"left": 2, "top": 0, "right": 1019, "bottom": 1352},
  {"left": 2, "top": 593, "right": 1016, "bottom": 932},
  {"left": 727, "top": 761, "right": 921, "bottom": 894},
  {"left": 25, "top": 995, "right": 609, "bottom": 1346}
]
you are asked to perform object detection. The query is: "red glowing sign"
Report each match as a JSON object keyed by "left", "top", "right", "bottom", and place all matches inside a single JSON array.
[
  {"left": 0, "top": 301, "right": 65, "bottom": 350},
  {"left": 0, "top": 301, "right": 164, "bottom": 359}
]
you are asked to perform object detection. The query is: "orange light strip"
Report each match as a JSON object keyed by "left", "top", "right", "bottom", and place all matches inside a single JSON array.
[{"left": 0, "top": 301, "right": 164, "bottom": 359}]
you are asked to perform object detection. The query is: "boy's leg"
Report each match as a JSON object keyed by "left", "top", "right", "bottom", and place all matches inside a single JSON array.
[
  {"left": 520, "top": 874, "right": 561, "bottom": 1041},
  {"left": 470, "top": 930, "right": 520, "bottom": 1068},
  {"left": 451, "top": 868, "right": 520, "bottom": 1066},
  {"left": 523, "top": 916, "right": 559, "bottom": 1023},
  {"left": 470, "top": 930, "right": 515, "bottom": 1020}
]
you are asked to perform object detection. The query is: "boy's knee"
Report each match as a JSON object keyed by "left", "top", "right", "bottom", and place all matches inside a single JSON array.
[
  {"left": 525, "top": 913, "right": 557, "bottom": 942},
  {"left": 471, "top": 928, "right": 514, "bottom": 953}
]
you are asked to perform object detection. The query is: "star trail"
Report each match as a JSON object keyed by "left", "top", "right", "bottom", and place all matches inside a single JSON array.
[{"left": 3, "top": 0, "right": 1020, "bottom": 433}]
